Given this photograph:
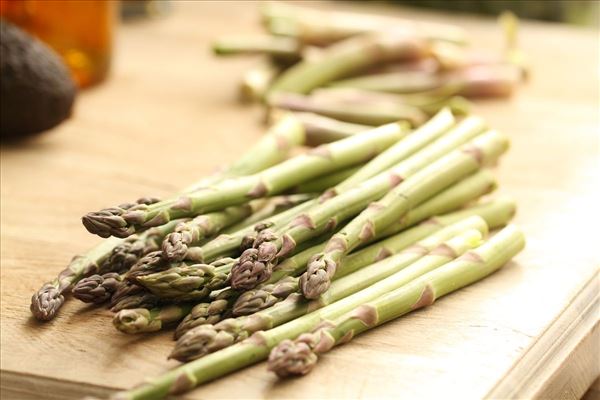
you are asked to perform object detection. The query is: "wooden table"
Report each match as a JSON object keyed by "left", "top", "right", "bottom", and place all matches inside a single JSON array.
[{"left": 1, "top": 2, "right": 598, "bottom": 399}]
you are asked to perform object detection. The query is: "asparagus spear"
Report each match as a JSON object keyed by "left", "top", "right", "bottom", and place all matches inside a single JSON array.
[
  {"left": 161, "top": 200, "right": 269, "bottom": 262},
  {"left": 181, "top": 114, "right": 307, "bottom": 193},
  {"left": 212, "top": 35, "right": 301, "bottom": 60},
  {"left": 267, "top": 31, "right": 431, "bottom": 97},
  {"left": 268, "top": 92, "right": 428, "bottom": 126},
  {"left": 135, "top": 262, "right": 232, "bottom": 302},
  {"left": 229, "top": 170, "right": 497, "bottom": 317},
  {"left": 301, "top": 130, "right": 508, "bottom": 299},
  {"left": 115, "top": 223, "right": 483, "bottom": 399},
  {"left": 284, "top": 112, "right": 373, "bottom": 146},
  {"left": 238, "top": 62, "right": 280, "bottom": 103},
  {"left": 260, "top": 2, "right": 467, "bottom": 46},
  {"left": 230, "top": 118, "right": 489, "bottom": 290},
  {"left": 72, "top": 272, "right": 123, "bottom": 304},
  {"left": 290, "top": 166, "right": 361, "bottom": 194},
  {"left": 310, "top": 87, "right": 472, "bottom": 116},
  {"left": 110, "top": 290, "right": 161, "bottom": 313},
  {"left": 268, "top": 225, "right": 525, "bottom": 377},
  {"left": 329, "top": 63, "right": 521, "bottom": 98},
  {"left": 82, "top": 122, "right": 406, "bottom": 238},
  {"left": 171, "top": 217, "right": 487, "bottom": 361},
  {"left": 113, "top": 303, "right": 194, "bottom": 334}
]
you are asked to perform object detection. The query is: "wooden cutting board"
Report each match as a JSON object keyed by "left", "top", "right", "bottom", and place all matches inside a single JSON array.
[{"left": 1, "top": 2, "right": 598, "bottom": 399}]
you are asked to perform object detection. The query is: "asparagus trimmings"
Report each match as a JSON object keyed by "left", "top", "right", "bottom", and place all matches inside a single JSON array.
[
  {"left": 268, "top": 92, "right": 429, "bottom": 126},
  {"left": 212, "top": 35, "right": 301, "bottom": 59},
  {"left": 301, "top": 129, "right": 508, "bottom": 299},
  {"left": 170, "top": 217, "right": 487, "bottom": 362},
  {"left": 161, "top": 200, "right": 268, "bottom": 262},
  {"left": 268, "top": 31, "right": 431, "bottom": 97},
  {"left": 82, "top": 122, "right": 407, "bottom": 239},
  {"left": 268, "top": 225, "right": 525, "bottom": 377},
  {"left": 230, "top": 119, "right": 490, "bottom": 291},
  {"left": 260, "top": 2, "right": 468, "bottom": 46},
  {"left": 113, "top": 304, "right": 194, "bottom": 334}
]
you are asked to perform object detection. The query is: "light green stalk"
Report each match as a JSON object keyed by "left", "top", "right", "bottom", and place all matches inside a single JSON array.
[
  {"left": 286, "top": 112, "right": 373, "bottom": 146},
  {"left": 269, "top": 225, "right": 525, "bottom": 377},
  {"left": 170, "top": 217, "right": 487, "bottom": 362},
  {"left": 113, "top": 221, "right": 482, "bottom": 399},
  {"left": 113, "top": 303, "right": 194, "bottom": 334},
  {"left": 83, "top": 121, "right": 406, "bottom": 238},
  {"left": 268, "top": 31, "right": 430, "bottom": 97},
  {"left": 212, "top": 35, "right": 300, "bottom": 59},
  {"left": 239, "top": 62, "right": 280, "bottom": 103},
  {"left": 301, "top": 130, "right": 508, "bottom": 299},
  {"left": 260, "top": 2, "right": 467, "bottom": 46}
]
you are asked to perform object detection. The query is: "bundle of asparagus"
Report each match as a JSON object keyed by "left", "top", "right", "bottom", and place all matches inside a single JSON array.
[
  {"left": 211, "top": 2, "right": 526, "bottom": 132},
  {"left": 30, "top": 104, "right": 525, "bottom": 399}
]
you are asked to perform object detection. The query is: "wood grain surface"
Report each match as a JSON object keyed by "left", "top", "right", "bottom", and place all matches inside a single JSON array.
[{"left": 1, "top": 2, "right": 599, "bottom": 399}]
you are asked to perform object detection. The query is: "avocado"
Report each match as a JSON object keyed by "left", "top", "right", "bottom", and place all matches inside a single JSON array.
[{"left": 1, "top": 19, "right": 76, "bottom": 140}]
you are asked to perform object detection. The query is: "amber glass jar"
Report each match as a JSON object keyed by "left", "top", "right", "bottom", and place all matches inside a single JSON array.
[{"left": 0, "top": 0, "right": 115, "bottom": 87}]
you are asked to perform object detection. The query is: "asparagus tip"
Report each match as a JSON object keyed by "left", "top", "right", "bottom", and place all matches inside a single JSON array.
[
  {"left": 300, "top": 254, "right": 336, "bottom": 299},
  {"left": 72, "top": 273, "right": 121, "bottom": 304},
  {"left": 30, "top": 283, "right": 64, "bottom": 321},
  {"left": 268, "top": 339, "right": 317, "bottom": 378}
]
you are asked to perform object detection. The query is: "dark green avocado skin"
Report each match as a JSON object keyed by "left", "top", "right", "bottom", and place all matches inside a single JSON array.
[{"left": 1, "top": 19, "right": 76, "bottom": 139}]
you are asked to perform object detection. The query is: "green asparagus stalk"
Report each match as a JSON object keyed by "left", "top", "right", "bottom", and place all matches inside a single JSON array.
[
  {"left": 230, "top": 117, "right": 488, "bottom": 290},
  {"left": 113, "top": 303, "right": 194, "bottom": 334},
  {"left": 82, "top": 122, "right": 406, "bottom": 238},
  {"left": 238, "top": 62, "right": 280, "bottom": 103},
  {"left": 290, "top": 166, "right": 362, "bottom": 194},
  {"left": 301, "top": 130, "right": 508, "bottom": 299},
  {"left": 170, "top": 217, "right": 487, "bottom": 361},
  {"left": 268, "top": 225, "right": 525, "bottom": 377},
  {"left": 212, "top": 35, "right": 301, "bottom": 59},
  {"left": 228, "top": 170, "right": 497, "bottom": 317},
  {"left": 114, "top": 223, "right": 482, "bottom": 399},
  {"left": 161, "top": 200, "right": 269, "bottom": 262},
  {"left": 268, "top": 92, "right": 428, "bottom": 126},
  {"left": 72, "top": 272, "right": 123, "bottom": 304},
  {"left": 311, "top": 87, "right": 472, "bottom": 116},
  {"left": 284, "top": 112, "right": 373, "bottom": 146},
  {"left": 260, "top": 2, "right": 467, "bottom": 46},
  {"left": 329, "top": 63, "right": 521, "bottom": 98},
  {"left": 336, "top": 108, "right": 454, "bottom": 190},
  {"left": 267, "top": 31, "right": 431, "bottom": 97},
  {"left": 181, "top": 114, "right": 307, "bottom": 193}
]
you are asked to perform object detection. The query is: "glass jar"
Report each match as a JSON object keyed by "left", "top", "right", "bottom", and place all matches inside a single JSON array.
[{"left": 0, "top": 0, "right": 116, "bottom": 87}]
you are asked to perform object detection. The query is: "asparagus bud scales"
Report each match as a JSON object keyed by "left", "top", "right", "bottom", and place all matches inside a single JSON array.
[
  {"left": 269, "top": 225, "right": 525, "bottom": 377},
  {"left": 83, "top": 121, "right": 406, "bottom": 238}
]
